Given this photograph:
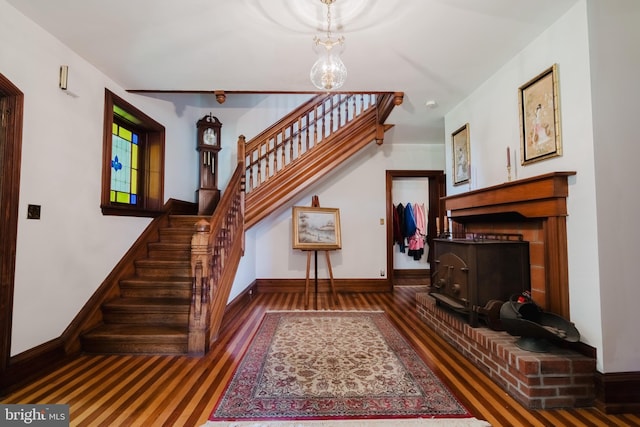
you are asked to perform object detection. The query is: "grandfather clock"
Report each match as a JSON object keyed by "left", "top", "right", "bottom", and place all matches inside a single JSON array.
[{"left": 196, "top": 113, "right": 222, "bottom": 215}]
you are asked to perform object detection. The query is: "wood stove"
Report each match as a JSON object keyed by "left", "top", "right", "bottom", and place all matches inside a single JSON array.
[{"left": 430, "top": 235, "right": 530, "bottom": 327}]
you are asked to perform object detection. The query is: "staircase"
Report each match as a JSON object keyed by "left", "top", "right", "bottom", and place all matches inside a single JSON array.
[
  {"left": 81, "top": 215, "right": 205, "bottom": 354},
  {"left": 79, "top": 92, "right": 402, "bottom": 355}
]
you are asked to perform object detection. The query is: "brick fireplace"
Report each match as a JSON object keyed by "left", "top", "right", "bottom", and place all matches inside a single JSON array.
[{"left": 418, "top": 171, "right": 597, "bottom": 409}]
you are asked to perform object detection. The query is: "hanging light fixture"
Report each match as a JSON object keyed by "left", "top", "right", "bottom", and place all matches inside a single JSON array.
[{"left": 310, "top": 0, "right": 347, "bottom": 91}]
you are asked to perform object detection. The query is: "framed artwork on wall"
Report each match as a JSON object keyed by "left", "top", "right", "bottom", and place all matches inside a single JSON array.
[
  {"left": 452, "top": 123, "right": 470, "bottom": 185},
  {"left": 292, "top": 206, "right": 342, "bottom": 251},
  {"left": 518, "top": 64, "right": 562, "bottom": 165}
]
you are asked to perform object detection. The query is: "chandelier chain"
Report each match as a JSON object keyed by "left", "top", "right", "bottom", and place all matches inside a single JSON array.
[
  {"left": 326, "top": 0, "right": 333, "bottom": 39},
  {"left": 314, "top": 0, "right": 344, "bottom": 49}
]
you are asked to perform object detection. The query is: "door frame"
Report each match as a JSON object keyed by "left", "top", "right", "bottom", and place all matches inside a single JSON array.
[
  {"left": 385, "top": 170, "right": 445, "bottom": 287},
  {"left": 0, "top": 74, "right": 24, "bottom": 374}
]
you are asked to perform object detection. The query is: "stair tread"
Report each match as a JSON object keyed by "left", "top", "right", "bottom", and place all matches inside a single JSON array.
[
  {"left": 148, "top": 242, "right": 190, "bottom": 248},
  {"left": 159, "top": 228, "right": 194, "bottom": 234},
  {"left": 146, "top": 255, "right": 191, "bottom": 261},
  {"left": 84, "top": 324, "right": 187, "bottom": 337},
  {"left": 106, "top": 297, "right": 190, "bottom": 304},
  {"left": 135, "top": 259, "right": 190, "bottom": 265},
  {"left": 120, "top": 277, "right": 191, "bottom": 285},
  {"left": 104, "top": 297, "right": 190, "bottom": 311}
]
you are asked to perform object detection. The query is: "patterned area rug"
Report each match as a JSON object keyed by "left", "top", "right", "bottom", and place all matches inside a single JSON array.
[{"left": 208, "top": 311, "right": 476, "bottom": 423}]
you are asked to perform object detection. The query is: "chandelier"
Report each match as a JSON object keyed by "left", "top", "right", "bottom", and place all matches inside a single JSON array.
[{"left": 310, "top": 0, "right": 347, "bottom": 91}]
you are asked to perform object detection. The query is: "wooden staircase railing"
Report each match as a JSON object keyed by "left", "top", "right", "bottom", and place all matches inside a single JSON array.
[
  {"left": 188, "top": 136, "right": 246, "bottom": 355},
  {"left": 245, "top": 93, "right": 366, "bottom": 191},
  {"left": 244, "top": 91, "right": 403, "bottom": 228}
]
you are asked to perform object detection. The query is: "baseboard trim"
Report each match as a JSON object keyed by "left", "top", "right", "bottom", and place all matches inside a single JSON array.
[
  {"left": 392, "top": 269, "right": 430, "bottom": 286},
  {"left": 256, "top": 278, "right": 391, "bottom": 293},
  {"left": 393, "top": 268, "right": 430, "bottom": 277},
  {"left": 0, "top": 338, "right": 76, "bottom": 396},
  {"left": 594, "top": 371, "right": 640, "bottom": 414}
]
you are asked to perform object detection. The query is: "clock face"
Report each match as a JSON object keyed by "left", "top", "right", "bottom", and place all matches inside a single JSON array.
[{"left": 203, "top": 127, "right": 216, "bottom": 145}]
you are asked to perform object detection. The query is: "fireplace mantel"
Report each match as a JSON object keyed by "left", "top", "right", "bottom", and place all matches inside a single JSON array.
[
  {"left": 442, "top": 171, "right": 576, "bottom": 318},
  {"left": 443, "top": 171, "right": 576, "bottom": 220}
]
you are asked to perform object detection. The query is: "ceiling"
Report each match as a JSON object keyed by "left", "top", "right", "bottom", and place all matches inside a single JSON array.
[{"left": 7, "top": 0, "right": 578, "bottom": 142}]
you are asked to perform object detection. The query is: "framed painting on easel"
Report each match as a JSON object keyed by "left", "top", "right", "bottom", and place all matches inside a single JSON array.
[{"left": 292, "top": 206, "right": 342, "bottom": 251}]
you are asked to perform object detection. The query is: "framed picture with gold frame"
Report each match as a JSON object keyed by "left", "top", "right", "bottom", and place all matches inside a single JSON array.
[
  {"left": 519, "top": 64, "right": 562, "bottom": 165},
  {"left": 292, "top": 206, "right": 342, "bottom": 251},
  {"left": 452, "top": 123, "right": 470, "bottom": 185}
]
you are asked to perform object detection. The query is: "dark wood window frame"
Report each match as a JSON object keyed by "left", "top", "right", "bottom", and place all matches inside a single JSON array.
[{"left": 101, "top": 89, "right": 165, "bottom": 217}]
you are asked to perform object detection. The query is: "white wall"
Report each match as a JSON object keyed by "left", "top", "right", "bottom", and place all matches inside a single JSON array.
[
  {"left": 445, "top": 0, "right": 640, "bottom": 373},
  {"left": 251, "top": 141, "right": 444, "bottom": 281},
  {"left": 229, "top": 227, "right": 257, "bottom": 302},
  {"left": 586, "top": 0, "right": 640, "bottom": 374},
  {"left": 0, "top": 2, "right": 199, "bottom": 355}
]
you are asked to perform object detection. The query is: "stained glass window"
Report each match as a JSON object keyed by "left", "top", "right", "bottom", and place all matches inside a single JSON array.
[
  {"left": 110, "top": 123, "right": 139, "bottom": 205},
  {"left": 102, "top": 89, "right": 164, "bottom": 217}
]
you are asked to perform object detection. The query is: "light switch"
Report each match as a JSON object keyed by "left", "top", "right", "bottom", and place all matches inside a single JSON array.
[{"left": 27, "top": 204, "right": 41, "bottom": 219}]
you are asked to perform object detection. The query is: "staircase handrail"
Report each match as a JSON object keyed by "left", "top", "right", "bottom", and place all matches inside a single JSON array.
[
  {"left": 188, "top": 136, "right": 246, "bottom": 355},
  {"left": 244, "top": 94, "right": 330, "bottom": 155}
]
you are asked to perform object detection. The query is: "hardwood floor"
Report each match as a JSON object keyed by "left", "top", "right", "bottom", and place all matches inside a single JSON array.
[{"left": 2, "top": 286, "right": 639, "bottom": 427}]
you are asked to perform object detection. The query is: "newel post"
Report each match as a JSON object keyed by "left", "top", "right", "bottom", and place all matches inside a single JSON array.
[{"left": 188, "top": 219, "right": 211, "bottom": 355}]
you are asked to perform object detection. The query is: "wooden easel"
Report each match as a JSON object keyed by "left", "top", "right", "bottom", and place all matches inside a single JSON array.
[{"left": 304, "top": 196, "right": 338, "bottom": 309}]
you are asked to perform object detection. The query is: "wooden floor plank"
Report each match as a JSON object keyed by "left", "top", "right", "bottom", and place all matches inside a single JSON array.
[
  {"left": 72, "top": 356, "right": 158, "bottom": 426},
  {"left": 2, "top": 287, "right": 638, "bottom": 427}
]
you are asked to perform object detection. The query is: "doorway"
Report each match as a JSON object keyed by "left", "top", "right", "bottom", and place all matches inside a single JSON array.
[
  {"left": 0, "top": 74, "right": 24, "bottom": 376},
  {"left": 385, "top": 170, "right": 445, "bottom": 287}
]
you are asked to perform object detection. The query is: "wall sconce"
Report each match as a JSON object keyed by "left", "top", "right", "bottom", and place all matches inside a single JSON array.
[{"left": 59, "top": 65, "right": 68, "bottom": 90}]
